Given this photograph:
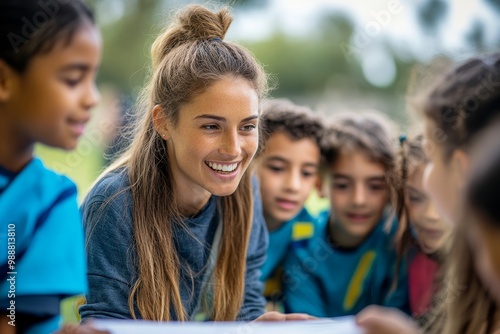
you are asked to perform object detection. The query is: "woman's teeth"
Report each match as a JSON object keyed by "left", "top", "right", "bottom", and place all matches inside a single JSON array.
[{"left": 207, "top": 162, "right": 238, "bottom": 172}]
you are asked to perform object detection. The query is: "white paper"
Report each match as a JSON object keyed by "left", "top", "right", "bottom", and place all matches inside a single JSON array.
[{"left": 93, "top": 317, "right": 363, "bottom": 334}]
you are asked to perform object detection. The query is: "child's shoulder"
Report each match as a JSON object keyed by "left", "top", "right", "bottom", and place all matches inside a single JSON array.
[
  {"left": 292, "top": 207, "right": 320, "bottom": 222},
  {"left": 315, "top": 209, "right": 330, "bottom": 225},
  {"left": 34, "top": 157, "right": 75, "bottom": 186},
  {"left": 362, "top": 215, "right": 400, "bottom": 252},
  {"left": 289, "top": 208, "right": 328, "bottom": 244},
  {"left": 25, "top": 158, "right": 78, "bottom": 204},
  {"left": 293, "top": 207, "right": 329, "bottom": 224}
]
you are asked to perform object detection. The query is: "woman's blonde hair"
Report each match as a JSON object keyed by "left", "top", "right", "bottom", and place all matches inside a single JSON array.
[{"left": 98, "top": 4, "right": 267, "bottom": 321}]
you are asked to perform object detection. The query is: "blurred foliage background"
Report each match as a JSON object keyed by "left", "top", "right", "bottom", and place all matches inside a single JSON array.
[{"left": 38, "top": 0, "right": 500, "bottom": 199}]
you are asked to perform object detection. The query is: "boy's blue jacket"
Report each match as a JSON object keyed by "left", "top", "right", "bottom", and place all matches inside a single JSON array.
[{"left": 282, "top": 211, "right": 409, "bottom": 317}]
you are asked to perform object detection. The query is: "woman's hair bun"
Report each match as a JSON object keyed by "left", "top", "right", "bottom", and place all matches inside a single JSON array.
[
  {"left": 177, "top": 5, "right": 232, "bottom": 41},
  {"left": 151, "top": 5, "right": 233, "bottom": 69}
]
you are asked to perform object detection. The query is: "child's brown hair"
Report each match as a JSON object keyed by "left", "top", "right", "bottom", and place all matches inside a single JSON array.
[{"left": 258, "top": 98, "right": 324, "bottom": 155}]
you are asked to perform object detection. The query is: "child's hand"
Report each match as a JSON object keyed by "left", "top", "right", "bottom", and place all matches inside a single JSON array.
[
  {"left": 356, "top": 305, "right": 420, "bottom": 334},
  {"left": 54, "top": 323, "right": 110, "bottom": 334},
  {"left": 254, "top": 311, "right": 316, "bottom": 321}
]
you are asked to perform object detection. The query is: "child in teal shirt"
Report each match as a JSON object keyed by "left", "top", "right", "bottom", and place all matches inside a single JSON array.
[
  {"left": 282, "top": 112, "right": 409, "bottom": 317},
  {"left": 254, "top": 99, "right": 325, "bottom": 310},
  {"left": 0, "top": 1, "right": 100, "bottom": 332}
]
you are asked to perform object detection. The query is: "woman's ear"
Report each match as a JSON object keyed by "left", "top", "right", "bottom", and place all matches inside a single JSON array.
[
  {"left": 0, "top": 60, "right": 17, "bottom": 102},
  {"left": 152, "top": 105, "right": 170, "bottom": 140},
  {"left": 451, "top": 149, "right": 469, "bottom": 190}
]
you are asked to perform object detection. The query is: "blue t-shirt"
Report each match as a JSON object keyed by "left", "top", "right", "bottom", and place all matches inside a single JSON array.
[
  {"left": 282, "top": 212, "right": 409, "bottom": 317},
  {"left": 261, "top": 208, "right": 318, "bottom": 300},
  {"left": 0, "top": 158, "right": 87, "bottom": 334},
  {"left": 80, "top": 168, "right": 268, "bottom": 321}
]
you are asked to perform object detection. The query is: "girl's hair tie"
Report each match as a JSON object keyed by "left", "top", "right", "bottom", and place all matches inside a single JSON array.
[{"left": 399, "top": 133, "right": 407, "bottom": 146}]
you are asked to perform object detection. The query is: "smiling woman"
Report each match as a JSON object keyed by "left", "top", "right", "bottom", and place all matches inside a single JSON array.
[
  {"left": 79, "top": 4, "right": 310, "bottom": 324},
  {"left": 153, "top": 75, "right": 260, "bottom": 209}
]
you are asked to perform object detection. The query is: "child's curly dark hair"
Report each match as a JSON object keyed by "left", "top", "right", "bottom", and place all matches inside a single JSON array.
[{"left": 258, "top": 98, "right": 325, "bottom": 155}]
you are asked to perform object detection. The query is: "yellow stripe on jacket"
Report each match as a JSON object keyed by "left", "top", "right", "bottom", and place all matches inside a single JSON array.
[{"left": 343, "top": 250, "right": 377, "bottom": 311}]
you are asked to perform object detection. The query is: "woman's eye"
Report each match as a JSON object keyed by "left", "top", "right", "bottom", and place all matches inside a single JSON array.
[
  {"left": 333, "top": 183, "right": 348, "bottom": 190},
  {"left": 241, "top": 124, "right": 256, "bottom": 131},
  {"left": 202, "top": 124, "right": 219, "bottom": 130}
]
